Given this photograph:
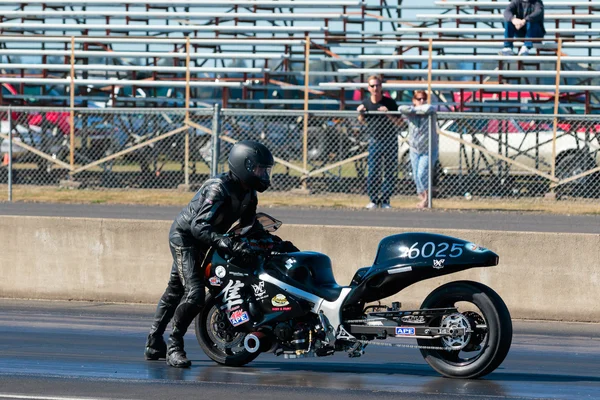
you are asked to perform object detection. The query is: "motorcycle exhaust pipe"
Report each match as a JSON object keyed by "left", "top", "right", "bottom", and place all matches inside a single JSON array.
[{"left": 244, "top": 331, "right": 271, "bottom": 353}]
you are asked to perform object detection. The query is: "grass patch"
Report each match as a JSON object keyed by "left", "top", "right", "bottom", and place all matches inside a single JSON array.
[{"left": 1, "top": 184, "right": 599, "bottom": 215}]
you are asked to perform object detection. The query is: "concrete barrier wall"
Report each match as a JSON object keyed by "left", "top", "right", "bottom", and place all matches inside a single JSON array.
[{"left": 0, "top": 216, "right": 598, "bottom": 321}]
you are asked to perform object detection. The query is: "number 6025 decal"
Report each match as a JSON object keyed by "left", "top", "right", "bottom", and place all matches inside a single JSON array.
[{"left": 399, "top": 242, "right": 463, "bottom": 259}]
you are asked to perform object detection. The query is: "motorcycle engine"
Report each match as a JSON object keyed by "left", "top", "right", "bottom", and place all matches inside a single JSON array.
[{"left": 274, "top": 322, "right": 293, "bottom": 342}]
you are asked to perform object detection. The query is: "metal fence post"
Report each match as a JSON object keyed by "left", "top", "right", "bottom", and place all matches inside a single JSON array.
[
  {"left": 426, "top": 38, "right": 434, "bottom": 209},
  {"left": 8, "top": 106, "right": 13, "bottom": 202},
  {"left": 302, "top": 36, "right": 311, "bottom": 191},
  {"left": 427, "top": 113, "right": 433, "bottom": 209},
  {"left": 69, "top": 36, "right": 75, "bottom": 171},
  {"left": 184, "top": 36, "right": 191, "bottom": 187},
  {"left": 211, "top": 104, "right": 221, "bottom": 177}
]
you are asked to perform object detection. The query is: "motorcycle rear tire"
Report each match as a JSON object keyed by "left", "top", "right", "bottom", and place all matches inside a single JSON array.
[
  {"left": 194, "top": 293, "right": 260, "bottom": 367},
  {"left": 417, "top": 280, "right": 512, "bottom": 379}
]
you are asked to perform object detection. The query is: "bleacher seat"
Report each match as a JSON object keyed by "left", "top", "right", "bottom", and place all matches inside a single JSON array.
[{"left": 0, "top": 0, "right": 599, "bottom": 112}]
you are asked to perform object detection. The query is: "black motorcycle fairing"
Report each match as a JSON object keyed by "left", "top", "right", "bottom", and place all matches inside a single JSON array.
[
  {"left": 373, "top": 233, "right": 498, "bottom": 268},
  {"left": 265, "top": 251, "right": 343, "bottom": 302},
  {"left": 205, "top": 250, "right": 312, "bottom": 329},
  {"left": 345, "top": 233, "right": 499, "bottom": 305},
  {"left": 249, "top": 276, "right": 311, "bottom": 328}
]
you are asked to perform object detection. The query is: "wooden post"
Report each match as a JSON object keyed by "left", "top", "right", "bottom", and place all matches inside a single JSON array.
[
  {"left": 185, "top": 36, "right": 191, "bottom": 186},
  {"left": 69, "top": 36, "right": 75, "bottom": 170},
  {"left": 551, "top": 38, "right": 562, "bottom": 179},
  {"left": 302, "top": 36, "right": 310, "bottom": 190},
  {"left": 427, "top": 38, "right": 433, "bottom": 105}
]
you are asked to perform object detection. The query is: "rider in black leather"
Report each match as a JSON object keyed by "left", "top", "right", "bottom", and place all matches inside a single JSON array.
[{"left": 144, "top": 140, "right": 275, "bottom": 368}]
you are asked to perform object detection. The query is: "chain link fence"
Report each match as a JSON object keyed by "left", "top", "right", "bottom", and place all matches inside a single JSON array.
[
  {"left": 1, "top": 107, "right": 599, "bottom": 205},
  {"left": 218, "top": 109, "right": 392, "bottom": 194},
  {"left": 438, "top": 113, "right": 600, "bottom": 200},
  {"left": 0, "top": 107, "right": 214, "bottom": 191}
]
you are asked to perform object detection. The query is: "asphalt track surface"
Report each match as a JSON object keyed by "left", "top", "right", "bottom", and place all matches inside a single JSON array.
[
  {"left": 0, "top": 299, "right": 599, "bottom": 400},
  {"left": 1, "top": 202, "right": 600, "bottom": 234}
]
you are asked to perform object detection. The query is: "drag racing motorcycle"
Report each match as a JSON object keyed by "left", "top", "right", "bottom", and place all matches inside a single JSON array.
[{"left": 195, "top": 213, "right": 512, "bottom": 379}]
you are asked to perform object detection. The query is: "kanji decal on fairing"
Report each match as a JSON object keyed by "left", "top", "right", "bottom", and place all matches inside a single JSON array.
[{"left": 217, "top": 280, "right": 244, "bottom": 311}]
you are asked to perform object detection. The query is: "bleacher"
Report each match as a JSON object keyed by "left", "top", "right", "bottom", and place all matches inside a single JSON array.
[{"left": 0, "top": 0, "right": 599, "bottom": 112}]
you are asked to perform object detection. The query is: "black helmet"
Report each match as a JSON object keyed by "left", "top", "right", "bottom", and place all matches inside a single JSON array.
[{"left": 228, "top": 140, "right": 274, "bottom": 192}]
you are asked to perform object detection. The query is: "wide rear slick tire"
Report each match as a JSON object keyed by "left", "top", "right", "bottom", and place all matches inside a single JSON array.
[
  {"left": 417, "top": 280, "right": 512, "bottom": 379},
  {"left": 194, "top": 293, "right": 259, "bottom": 367}
]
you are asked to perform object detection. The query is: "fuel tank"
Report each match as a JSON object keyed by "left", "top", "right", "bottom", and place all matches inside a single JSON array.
[
  {"left": 265, "top": 251, "right": 342, "bottom": 301},
  {"left": 345, "top": 232, "right": 499, "bottom": 304}
]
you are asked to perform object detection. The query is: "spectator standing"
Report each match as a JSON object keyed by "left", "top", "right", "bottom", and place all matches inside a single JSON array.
[
  {"left": 357, "top": 75, "right": 399, "bottom": 209},
  {"left": 501, "top": 0, "right": 546, "bottom": 56},
  {"left": 399, "top": 90, "right": 438, "bottom": 209}
]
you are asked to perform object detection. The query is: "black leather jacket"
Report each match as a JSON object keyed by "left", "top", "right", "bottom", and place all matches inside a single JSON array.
[{"left": 170, "top": 172, "right": 257, "bottom": 251}]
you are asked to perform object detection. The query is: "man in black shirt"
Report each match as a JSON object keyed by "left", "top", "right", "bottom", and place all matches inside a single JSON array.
[{"left": 357, "top": 75, "right": 399, "bottom": 209}]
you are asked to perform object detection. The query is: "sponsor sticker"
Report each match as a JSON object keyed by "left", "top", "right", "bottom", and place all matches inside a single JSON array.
[
  {"left": 465, "top": 242, "right": 487, "bottom": 253},
  {"left": 229, "top": 309, "right": 249, "bottom": 327},
  {"left": 401, "top": 315, "right": 426, "bottom": 324},
  {"left": 285, "top": 258, "right": 297, "bottom": 269},
  {"left": 432, "top": 259, "right": 445, "bottom": 269},
  {"left": 251, "top": 281, "right": 268, "bottom": 300},
  {"left": 271, "top": 306, "right": 292, "bottom": 312},
  {"left": 395, "top": 327, "right": 416, "bottom": 336},
  {"left": 215, "top": 266, "right": 227, "bottom": 278},
  {"left": 272, "top": 294, "right": 290, "bottom": 307},
  {"left": 208, "top": 276, "right": 222, "bottom": 286}
]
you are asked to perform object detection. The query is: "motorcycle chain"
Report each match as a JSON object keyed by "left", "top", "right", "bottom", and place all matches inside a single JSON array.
[
  {"left": 343, "top": 318, "right": 386, "bottom": 323},
  {"left": 356, "top": 339, "right": 449, "bottom": 351}
]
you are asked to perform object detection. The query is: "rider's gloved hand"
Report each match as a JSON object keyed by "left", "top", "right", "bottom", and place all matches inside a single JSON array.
[
  {"left": 214, "top": 236, "right": 253, "bottom": 256},
  {"left": 231, "top": 241, "right": 254, "bottom": 256}
]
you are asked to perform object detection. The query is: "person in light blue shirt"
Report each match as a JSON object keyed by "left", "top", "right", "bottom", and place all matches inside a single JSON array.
[{"left": 399, "top": 90, "right": 438, "bottom": 208}]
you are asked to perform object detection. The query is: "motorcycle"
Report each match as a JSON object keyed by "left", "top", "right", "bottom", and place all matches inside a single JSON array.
[{"left": 195, "top": 213, "right": 512, "bottom": 379}]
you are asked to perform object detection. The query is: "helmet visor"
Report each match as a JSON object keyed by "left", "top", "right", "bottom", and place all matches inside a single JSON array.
[{"left": 252, "top": 165, "right": 273, "bottom": 181}]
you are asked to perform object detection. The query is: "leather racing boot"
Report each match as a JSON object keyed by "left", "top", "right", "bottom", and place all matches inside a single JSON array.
[
  {"left": 166, "top": 329, "right": 191, "bottom": 368},
  {"left": 144, "top": 289, "right": 181, "bottom": 360},
  {"left": 144, "top": 334, "right": 167, "bottom": 360}
]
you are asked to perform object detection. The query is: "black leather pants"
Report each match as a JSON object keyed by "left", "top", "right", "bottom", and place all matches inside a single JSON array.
[{"left": 149, "top": 230, "right": 205, "bottom": 351}]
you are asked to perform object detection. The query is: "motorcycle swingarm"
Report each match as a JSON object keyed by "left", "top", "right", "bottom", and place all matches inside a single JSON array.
[
  {"left": 348, "top": 324, "right": 468, "bottom": 340},
  {"left": 366, "top": 307, "right": 458, "bottom": 323},
  {"left": 348, "top": 307, "right": 463, "bottom": 339}
]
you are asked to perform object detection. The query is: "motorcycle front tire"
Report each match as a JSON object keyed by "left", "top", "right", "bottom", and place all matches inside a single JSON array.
[{"left": 194, "top": 293, "right": 260, "bottom": 367}]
